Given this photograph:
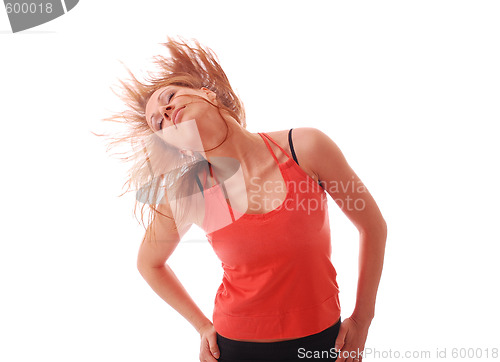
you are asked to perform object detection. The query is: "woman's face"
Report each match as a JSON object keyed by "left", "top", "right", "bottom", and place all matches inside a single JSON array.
[{"left": 144, "top": 85, "right": 219, "bottom": 152}]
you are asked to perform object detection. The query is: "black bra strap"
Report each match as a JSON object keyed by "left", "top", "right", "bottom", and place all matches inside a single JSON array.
[
  {"left": 195, "top": 173, "right": 204, "bottom": 198},
  {"left": 288, "top": 128, "right": 325, "bottom": 190},
  {"left": 288, "top": 128, "right": 300, "bottom": 166}
]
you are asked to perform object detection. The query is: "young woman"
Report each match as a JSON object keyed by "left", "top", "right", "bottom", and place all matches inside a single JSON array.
[{"left": 104, "top": 37, "right": 387, "bottom": 362}]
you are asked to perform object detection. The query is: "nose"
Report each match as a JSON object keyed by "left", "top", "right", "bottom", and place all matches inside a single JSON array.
[{"left": 160, "top": 104, "right": 174, "bottom": 123}]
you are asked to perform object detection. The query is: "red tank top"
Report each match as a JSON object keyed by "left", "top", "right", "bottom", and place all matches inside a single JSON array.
[{"left": 202, "top": 132, "right": 341, "bottom": 340}]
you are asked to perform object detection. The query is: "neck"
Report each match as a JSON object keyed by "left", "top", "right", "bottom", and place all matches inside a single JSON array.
[{"left": 201, "top": 114, "right": 264, "bottom": 174}]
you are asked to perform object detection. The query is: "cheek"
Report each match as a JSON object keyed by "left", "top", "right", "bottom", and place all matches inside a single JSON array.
[
  {"left": 186, "top": 95, "right": 216, "bottom": 113},
  {"left": 182, "top": 104, "right": 215, "bottom": 129}
]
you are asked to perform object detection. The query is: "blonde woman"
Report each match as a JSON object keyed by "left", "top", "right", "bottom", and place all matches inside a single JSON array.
[{"left": 104, "top": 37, "right": 387, "bottom": 362}]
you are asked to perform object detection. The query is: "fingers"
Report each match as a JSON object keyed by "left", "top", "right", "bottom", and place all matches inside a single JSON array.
[
  {"left": 199, "top": 344, "right": 219, "bottom": 361},
  {"left": 207, "top": 332, "right": 220, "bottom": 359},
  {"left": 199, "top": 331, "right": 220, "bottom": 362},
  {"left": 336, "top": 345, "right": 364, "bottom": 362},
  {"left": 334, "top": 320, "right": 363, "bottom": 362},
  {"left": 199, "top": 355, "right": 218, "bottom": 362},
  {"left": 337, "top": 349, "right": 362, "bottom": 362},
  {"left": 334, "top": 321, "right": 347, "bottom": 354}
]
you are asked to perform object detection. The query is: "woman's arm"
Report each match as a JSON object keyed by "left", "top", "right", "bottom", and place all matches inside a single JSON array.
[
  {"left": 138, "top": 261, "right": 213, "bottom": 334},
  {"left": 137, "top": 199, "right": 221, "bottom": 361},
  {"left": 295, "top": 127, "right": 387, "bottom": 360},
  {"left": 137, "top": 203, "right": 213, "bottom": 334}
]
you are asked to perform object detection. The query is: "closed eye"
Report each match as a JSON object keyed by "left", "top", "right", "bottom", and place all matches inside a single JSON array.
[
  {"left": 151, "top": 90, "right": 177, "bottom": 131},
  {"left": 161, "top": 91, "right": 176, "bottom": 104}
]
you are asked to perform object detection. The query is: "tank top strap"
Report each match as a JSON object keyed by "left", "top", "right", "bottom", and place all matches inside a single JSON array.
[
  {"left": 258, "top": 132, "right": 293, "bottom": 165},
  {"left": 204, "top": 161, "right": 236, "bottom": 221}
]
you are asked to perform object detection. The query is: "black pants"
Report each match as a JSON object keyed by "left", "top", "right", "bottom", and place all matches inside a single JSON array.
[{"left": 215, "top": 317, "right": 341, "bottom": 362}]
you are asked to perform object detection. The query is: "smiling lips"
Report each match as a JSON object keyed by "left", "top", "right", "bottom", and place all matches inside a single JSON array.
[{"left": 173, "top": 107, "right": 186, "bottom": 126}]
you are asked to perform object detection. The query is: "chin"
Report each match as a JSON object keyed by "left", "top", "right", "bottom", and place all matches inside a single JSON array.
[{"left": 162, "top": 118, "right": 205, "bottom": 152}]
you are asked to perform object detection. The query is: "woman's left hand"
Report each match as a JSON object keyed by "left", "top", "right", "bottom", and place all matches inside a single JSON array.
[{"left": 334, "top": 316, "right": 371, "bottom": 362}]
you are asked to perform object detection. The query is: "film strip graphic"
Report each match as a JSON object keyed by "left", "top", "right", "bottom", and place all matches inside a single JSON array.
[{"left": 3, "top": 0, "right": 79, "bottom": 33}]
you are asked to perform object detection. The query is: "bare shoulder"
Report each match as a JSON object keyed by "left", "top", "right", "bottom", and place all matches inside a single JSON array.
[{"left": 264, "top": 128, "right": 323, "bottom": 183}]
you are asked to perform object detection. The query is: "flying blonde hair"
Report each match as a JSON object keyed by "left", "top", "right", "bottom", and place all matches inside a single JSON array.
[{"left": 99, "top": 37, "right": 246, "bottom": 240}]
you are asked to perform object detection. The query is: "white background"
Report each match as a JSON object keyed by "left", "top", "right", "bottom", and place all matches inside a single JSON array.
[{"left": 1, "top": 1, "right": 499, "bottom": 361}]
